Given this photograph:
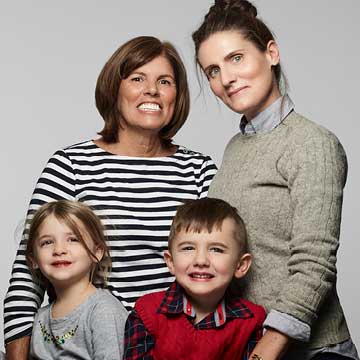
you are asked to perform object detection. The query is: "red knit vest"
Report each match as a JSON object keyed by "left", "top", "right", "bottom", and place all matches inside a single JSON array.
[{"left": 135, "top": 291, "right": 266, "bottom": 360}]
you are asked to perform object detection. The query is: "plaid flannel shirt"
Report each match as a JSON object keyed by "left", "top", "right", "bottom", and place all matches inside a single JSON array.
[{"left": 124, "top": 281, "right": 262, "bottom": 359}]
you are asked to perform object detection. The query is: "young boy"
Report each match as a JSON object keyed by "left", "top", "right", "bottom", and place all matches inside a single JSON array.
[{"left": 124, "top": 198, "right": 266, "bottom": 360}]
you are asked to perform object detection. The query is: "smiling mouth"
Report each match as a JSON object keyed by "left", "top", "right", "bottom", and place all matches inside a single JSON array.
[
  {"left": 228, "top": 86, "right": 248, "bottom": 97},
  {"left": 52, "top": 261, "right": 72, "bottom": 267},
  {"left": 138, "top": 102, "right": 161, "bottom": 111},
  {"left": 190, "top": 273, "right": 214, "bottom": 280}
]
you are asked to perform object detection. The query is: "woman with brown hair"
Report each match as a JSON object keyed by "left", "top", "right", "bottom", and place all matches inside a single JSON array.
[
  {"left": 4, "top": 35, "right": 216, "bottom": 359},
  {"left": 193, "top": 1, "right": 358, "bottom": 359}
]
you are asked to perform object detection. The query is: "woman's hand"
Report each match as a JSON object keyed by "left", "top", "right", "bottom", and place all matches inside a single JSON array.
[{"left": 249, "top": 328, "right": 291, "bottom": 360}]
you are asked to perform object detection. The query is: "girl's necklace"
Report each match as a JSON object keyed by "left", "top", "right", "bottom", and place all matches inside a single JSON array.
[{"left": 39, "top": 320, "right": 79, "bottom": 345}]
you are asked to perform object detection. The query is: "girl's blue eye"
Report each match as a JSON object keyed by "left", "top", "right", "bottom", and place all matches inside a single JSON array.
[{"left": 68, "top": 237, "right": 79, "bottom": 243}]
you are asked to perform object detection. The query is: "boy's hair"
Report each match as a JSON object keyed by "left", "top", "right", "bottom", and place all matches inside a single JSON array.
[
  {"left": 168, "top": 197, "right": 248, "bottom": 253},
  {"left": 25, "top": 200, "right": 111, "bottom": 299}
]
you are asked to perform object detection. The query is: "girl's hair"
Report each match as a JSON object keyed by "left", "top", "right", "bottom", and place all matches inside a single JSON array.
[
  {"left": 95, "top": 36, "right": 190, "bottom": 147},
  {"left": 25, "top": 200, "right": 111, "bottom": 299},
  {"left": 192, "top": 0, "right": 281, "bottom": 85}
]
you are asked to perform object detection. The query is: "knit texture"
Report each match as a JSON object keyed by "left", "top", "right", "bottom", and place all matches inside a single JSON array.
[
  {"left": 209, "top": 111, "right": 350, "bottom": 348},
  {"left": 134, "top": 290, "right": 265, "bottom": 360}
]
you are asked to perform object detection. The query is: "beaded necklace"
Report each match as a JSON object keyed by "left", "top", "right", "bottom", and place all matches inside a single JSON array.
[{"left": 39, "top": 321, "right": 79, "bottom": 345}]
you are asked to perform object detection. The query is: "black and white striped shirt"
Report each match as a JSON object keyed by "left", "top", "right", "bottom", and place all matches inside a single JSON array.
[{"left": 4, "top": 140, "right": 217, "bottom": 343}]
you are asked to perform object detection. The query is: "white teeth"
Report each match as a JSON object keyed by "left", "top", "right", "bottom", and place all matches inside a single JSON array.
[
  {"left": 138, "top": 103, "right": 160, "bottom": 111},
  {"left": 192, "top": 274, "right": 212, "bottom": 279}
]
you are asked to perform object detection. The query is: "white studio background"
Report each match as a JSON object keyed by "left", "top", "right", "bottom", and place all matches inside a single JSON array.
[{"left": 1, "top": 0, "right": 359, "bottom": 349}]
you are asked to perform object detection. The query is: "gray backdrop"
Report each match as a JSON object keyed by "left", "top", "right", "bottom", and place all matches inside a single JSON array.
[{"left": 1, "top": 0, "right": 359, "bottom": 349}]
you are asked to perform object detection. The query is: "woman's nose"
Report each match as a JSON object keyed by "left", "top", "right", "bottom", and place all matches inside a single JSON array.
[
  {"left": 144, "top": 81, "right": 159, "bottom": 96},
  {"left": 220, "top": 67, "right": 236, "bottom": 88}
]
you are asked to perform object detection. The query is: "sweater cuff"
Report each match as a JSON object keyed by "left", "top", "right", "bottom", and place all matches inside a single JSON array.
[{"left": 264, "top": 310, "right": 311, "bottom": 342}]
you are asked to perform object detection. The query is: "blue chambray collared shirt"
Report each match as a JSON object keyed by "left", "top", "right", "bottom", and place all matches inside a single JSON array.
[{"left": 239, "top": 94, "right": 294, "bottom": 135}]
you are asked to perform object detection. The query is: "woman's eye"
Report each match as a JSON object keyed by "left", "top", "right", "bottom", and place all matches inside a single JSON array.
[
  {"left": 208, "top": 67, "right": 220, "bottom": 79},
  {"left": 158, "top": 78, "right": 175, "bottom": 87},
  {"left": 232, "top": 54, "right": 242, "bottom": 63},
  {"left": 158, "top": 79, "right": 170, "bottom": 85},
  {"left": 131, "top": 76, "right": 143, "bottom": 82}
]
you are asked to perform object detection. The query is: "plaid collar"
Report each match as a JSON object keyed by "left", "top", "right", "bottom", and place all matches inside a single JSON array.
[{"left": 157, "top": 281, "right": 254, "bottom": 329}]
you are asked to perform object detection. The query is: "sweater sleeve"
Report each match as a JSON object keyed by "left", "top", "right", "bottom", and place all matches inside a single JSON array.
[
  {"left": 275, "top": 131, "right": 347, "bottom": 327},
  {"left": 3, "top": 150, "right": 76, "bottom": 344}
]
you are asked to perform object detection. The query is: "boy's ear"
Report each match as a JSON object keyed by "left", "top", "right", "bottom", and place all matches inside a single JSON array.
[
  {"left": 163, "top": 250, "right": 175, "bottom": 276},
  {"left": 234, "top": 253, "right": 252, "bottom": 279}
]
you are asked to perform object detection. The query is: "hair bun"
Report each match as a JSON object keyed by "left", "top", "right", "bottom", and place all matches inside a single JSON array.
[{"left": 214, "top": 0, "right": 257, "bottom": 18}]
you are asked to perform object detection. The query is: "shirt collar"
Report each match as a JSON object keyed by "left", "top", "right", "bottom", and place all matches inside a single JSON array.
[
  {"left": 157, "top": 281, "right": 253, "bottom": 328},
  {"left": 239, "top": 94, "right": 294, "bottom": 135}
]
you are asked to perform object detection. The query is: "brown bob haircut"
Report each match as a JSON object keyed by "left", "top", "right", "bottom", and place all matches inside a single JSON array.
[
  {"left": 95, "top": 36, "right": 190, "bottom": 147},
  {"left": 168, "top": 197, "right": 248, "bottom": 254},
  {"left": 26, "top": 200, "right": 111, "bottom": 300}
]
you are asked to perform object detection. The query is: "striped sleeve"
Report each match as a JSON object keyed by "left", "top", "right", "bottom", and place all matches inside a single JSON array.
[
  {"left": 197, "top": 155, "right": 216, "bottom": 198},
  {"left": 3, "top": 150, "right": 76, "bottom": 343},
  {"left": 3, "top": 141, "right": 217, "bottom": 344}
]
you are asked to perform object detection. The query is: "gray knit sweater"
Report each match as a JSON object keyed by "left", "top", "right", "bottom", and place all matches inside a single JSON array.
[{"left": 209, "top": 111, "right": 350, "bottom": 348}]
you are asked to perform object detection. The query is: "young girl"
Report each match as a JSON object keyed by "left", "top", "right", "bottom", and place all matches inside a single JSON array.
[
  {"left": 25, "top": 200, "right": 128, "bottom": 360},
  {"left": 192, "top": 1, "right": 358, "bottom": 359}
]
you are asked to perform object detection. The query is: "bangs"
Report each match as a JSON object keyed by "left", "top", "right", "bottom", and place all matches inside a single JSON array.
[
  {"left": 119, "top": 40, "right": 164, "bottom": 79},
  {"left": 173, "top": 217, "right": 224, "bottom": 236}
]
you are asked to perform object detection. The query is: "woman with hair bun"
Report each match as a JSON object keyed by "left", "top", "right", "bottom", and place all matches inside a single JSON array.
[{"left": 193, "top": 1, "right": 358, "bottom": 359}]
